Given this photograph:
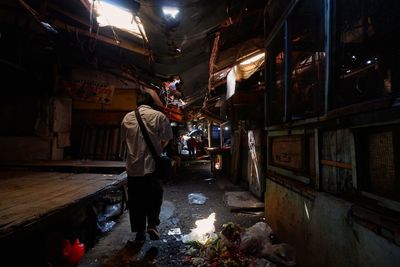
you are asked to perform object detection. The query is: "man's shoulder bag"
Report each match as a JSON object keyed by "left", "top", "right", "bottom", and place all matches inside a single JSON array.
[{"left": 135, "top": 109, "right": 172, "bottom": 182}]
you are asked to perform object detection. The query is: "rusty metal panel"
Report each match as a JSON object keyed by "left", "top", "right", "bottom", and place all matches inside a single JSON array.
[
  {"left": 308, "top": 135, "right": 316, "bottom": 185},
  {"left": 321, "top": 129, "right": 353, "bottom": 194},
  {"left": 57, "top": 132, "right": 71, "bottom": 148},
  {"left": 270, "top": 135, "right": 304, "bottom": 171},
  {"left": 52, "top": 97, "right": 72, "bottom": 133},
  {"left": 230, "top": 130, "right": 242, "bottom": 184},
  {"left": 368, "top": 131, "right": 396, "bottom": 196}
]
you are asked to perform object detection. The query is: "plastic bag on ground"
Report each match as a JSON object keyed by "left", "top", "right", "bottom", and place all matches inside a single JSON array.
[
  {"left": 240, "top": 222, "right": 296, "bottom": 266},
  {"left": 188, "top": 193, "right": 208, "bottom": 204},
  {"left": 181, "top": 213, "right": 217, "bottom": 244},
  {"left": 266, "top": 243, "right": 296, "bottom": 266},
  {"left": 239, "top": 222, "right": 273, "bottom": 256}
]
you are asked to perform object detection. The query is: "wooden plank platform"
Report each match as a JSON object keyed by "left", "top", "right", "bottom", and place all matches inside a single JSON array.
[
  {"left": 0, "top": 160, "right": 126, "bottom": 173},
  {"left": 0, "top": 170, "right": 127, "bottom": 239},
  {"left": 0, "top": 160, "right": 126, "bottom": 168}
]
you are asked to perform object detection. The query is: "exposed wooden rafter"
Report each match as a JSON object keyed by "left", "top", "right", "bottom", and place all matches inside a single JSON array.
[
  {"left": 208, "top": 32, "right": 220, "bottom": 91},
  {"left": 78, "top": 0, "right": 91, "bottom": 11},
  {"left": 47, "top": 3, "right": 149, "bottom": 56},
  {"left": 48, "top": 3, "right": 89, "bottom": 27},
  {"left": 52, "top": 20, "right": 149, "bottom": 56},
  {"left": 18, "top": 0, "right": 149, "bottom": 56}
]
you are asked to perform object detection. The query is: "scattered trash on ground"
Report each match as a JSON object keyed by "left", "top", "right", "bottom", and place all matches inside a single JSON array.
[
  {"left": 97, "top": 220, "right": 116, "bottom": 233},
  {"left": 168, "top": 228, "right": 182, "bottom": 235},
  {"left": 96, "top": 203, "right": 122, "bottom": 233},
  {"left": 188, "top": 193, "right": 208, "bottom": 205},
  {"left": 182, "top": 221, "right": 296, "bottom": 267},
  {"left": 182, "top": 213, "right": 217, "bottom": 244},
  {"left": 94, "top": 190, "right": 123, "bottom": 233}
]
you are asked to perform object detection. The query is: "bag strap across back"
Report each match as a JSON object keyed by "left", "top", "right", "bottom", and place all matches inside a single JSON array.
[{"left": 135, "top": 108, "right": 158, "bottom": 159}]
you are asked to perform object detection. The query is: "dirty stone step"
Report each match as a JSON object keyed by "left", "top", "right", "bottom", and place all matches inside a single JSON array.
[{"left": 223, "top": 191, "right": 264, "bottom": 212}]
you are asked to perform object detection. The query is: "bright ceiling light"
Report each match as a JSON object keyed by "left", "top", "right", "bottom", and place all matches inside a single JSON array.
[
  {"left": 94, "top": 1, "right": 146, "bottom": 39},
  {"left": 240, "top": 52, "right": 265, "bottom": 65},
  {"left": 162, "top": 6, "right": 180, "bottom": 19}
]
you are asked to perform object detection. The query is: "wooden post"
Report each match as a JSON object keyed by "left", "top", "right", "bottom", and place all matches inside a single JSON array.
[{"left": 208, "top": 121, "right": 212, "bottom": 147}]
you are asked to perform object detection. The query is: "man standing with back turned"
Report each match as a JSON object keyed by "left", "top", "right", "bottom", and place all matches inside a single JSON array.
[
  {"left": 121, "top": 91, "right": 173, "bottom": 244},
  {"left": 187, "top": 136, "right": 197, "bottom": 160}
]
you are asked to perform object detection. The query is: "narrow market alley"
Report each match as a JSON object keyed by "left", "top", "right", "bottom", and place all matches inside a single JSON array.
[
  {"left": 78, "top": 159, "right": 271, "bottom": 267},
  {"left": 2, "top": 1, "right": 400, "bottom": 267}
]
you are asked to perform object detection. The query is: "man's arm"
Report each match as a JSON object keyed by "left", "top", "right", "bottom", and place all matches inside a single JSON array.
[
  {"left": 119, "top": 123, "right": 127, "bottom": 160},
  {"left": 161, "top": 140, "right": 169, "bottom": 149},
  {"left": 158, "top": 113, "right": 173, "bottom": 150}
]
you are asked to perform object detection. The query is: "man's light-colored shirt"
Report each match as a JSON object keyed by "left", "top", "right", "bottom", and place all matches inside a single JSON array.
[{"left": 121, "top": 105, "right": 173, "bottom": 176}]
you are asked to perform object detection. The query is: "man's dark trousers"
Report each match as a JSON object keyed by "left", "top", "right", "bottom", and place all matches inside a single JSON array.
[{"left": 127, "top": 173, "right": 163, "bottom": 233}]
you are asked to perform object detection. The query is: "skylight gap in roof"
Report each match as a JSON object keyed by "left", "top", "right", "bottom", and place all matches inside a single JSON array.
[
  {"left": 91, "top": 0, "right": 147, "bottom": 39},
  {"left": 162, "top": 6, "right": 180, "bottom": 19}
]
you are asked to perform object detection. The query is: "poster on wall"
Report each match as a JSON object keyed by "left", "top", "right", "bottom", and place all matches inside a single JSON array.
[
  {"left": 270, "top": 135, "right": 303, "bottom": 171},
  {"left": 65, "top": 80, "right": 115, "bottom": 104},
  {"left": 248, "top": 130, "right": 263, "bottom": 198},
  {"left": 64, "top": 68, "right": 137, "bottom": 104}
]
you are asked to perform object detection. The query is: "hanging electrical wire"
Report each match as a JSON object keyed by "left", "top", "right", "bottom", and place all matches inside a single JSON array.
[{"left": 89, "top": 0, "right": 95, "bottom": 34}]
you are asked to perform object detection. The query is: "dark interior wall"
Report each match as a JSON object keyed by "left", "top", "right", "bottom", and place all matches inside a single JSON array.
[
  {"left": 70, "top": 110, "right": 127, "bottom": 160},
  {"left": 0, "top": 62, "right": 55, "bottom": 136},
  {"left": 0, "top": 9, "right": 58, "bottom": 137},
  {"left": 0, "top": 6, "right": 138, "bottom": 160},
  {"left": 0, "top": 95, "right": 41, "bottom": 136},
  {"left": 69, "top": 88, "right": 137, "bottom": 160}
]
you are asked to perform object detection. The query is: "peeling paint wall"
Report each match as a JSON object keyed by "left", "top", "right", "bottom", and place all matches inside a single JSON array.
[
  {"left": 0, "top": 97, "right": 71, "bottom": 161},
  {"left": 265, "top": 180, "right": 400, "bottom": 267},
  {"left": 0, "top": 137, "right": 51, "bottom": 161}
]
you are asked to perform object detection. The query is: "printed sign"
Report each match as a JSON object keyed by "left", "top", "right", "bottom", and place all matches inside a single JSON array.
[
  {"left": 65, "top": 80, "right": 114, "bottom": 104},
  {"left": 270, "top": 135, "right": 304, "bottom": 171}
]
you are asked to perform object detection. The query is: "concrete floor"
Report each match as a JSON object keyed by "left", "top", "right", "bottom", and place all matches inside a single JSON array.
[{"left": 78, "top": 160, "right": 264, "bottom": 267}]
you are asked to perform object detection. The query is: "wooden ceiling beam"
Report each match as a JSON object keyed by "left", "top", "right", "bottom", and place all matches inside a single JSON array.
[
  {"left": 78, "top": 0, "right": 90, "bottom": 11},
  {"left": 48, "top": 3, "right": 149, "bottom": 57},
  {"left": 52, "top": 20, "right": 149, "bottom": 56},
  {"left": 18, "top": 0, "right": 148, "bottom": 56},
  {"left": 214, "top": 37, "right": 264, "bottom": 72},
  {"left": 208, "top": 32, "right": 220, "bottom": 91},
  {"left": 48, "top": 3, "right": 89, "bottom": 27}
]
